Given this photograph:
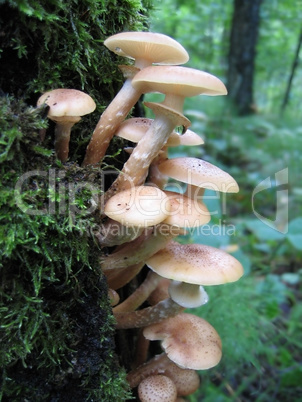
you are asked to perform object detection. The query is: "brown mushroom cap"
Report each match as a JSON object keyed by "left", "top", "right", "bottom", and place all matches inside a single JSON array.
[
  {"left": 138, "top": 374, "right": 177, "bottom": 402},
  {"left": 158, "top": 157, "right": 239, "bottom": 193},
  {"left": 146, "top": 240, "right": 244, "bottom": 285},
  {"left": 132, "top": 65, "right": 227, "bottom": 98},
  {"left": 104, "top": 32, "right": 189, "bottom": 66},
  {"left": 115, "top": 117, "right": 204, "bottom": 146},
  {"left": 143, "top": 313, "right": 222, "bottom": 370},
  {"left": 37, "top": 88, "right": 96, "bottom": 121},
  {"left": 104, "top": 185, "right": 171, "bottom": 227}
]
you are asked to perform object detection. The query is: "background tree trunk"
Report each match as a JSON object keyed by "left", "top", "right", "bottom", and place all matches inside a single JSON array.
[
  {"left": 281, "top": 24, "right": 302, "bottom": 112},
  {"left": 227, "top": 0, "right": 263, "bottom": 115}
]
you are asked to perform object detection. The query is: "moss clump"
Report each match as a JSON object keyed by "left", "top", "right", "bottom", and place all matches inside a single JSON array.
[{"left": 0, "top": 0, "right": 151, "bottom": 400}]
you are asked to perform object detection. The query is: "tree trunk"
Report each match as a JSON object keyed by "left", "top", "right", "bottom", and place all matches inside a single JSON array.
[
  {"left": 0, "top": 1, "right": 149, "bottom": 400},
  {"left": 227, "top": 0, "right": 263, "bottom": 115},
  {"left": 281, "top": 25, "right": 302, "bottom": 112}
]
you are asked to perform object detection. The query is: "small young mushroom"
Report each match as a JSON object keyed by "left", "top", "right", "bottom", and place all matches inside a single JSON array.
[
  {"left": 37, "top": 88, "right": 96, "bottom": 162},
  {"left": 163, "top": 361, "right": 200, "bottom": 397},
  {"left": 138, "top": 374, "right": 177, "bottom": 402},
  {"left": 104, "top": 66, "right": 227, "bottom": 200},
  {"left": 82, "top": 32, "right": 189, "bottom": 166},
  {"left": 143, "top": 313, "right": 222, "bottom": 370}
]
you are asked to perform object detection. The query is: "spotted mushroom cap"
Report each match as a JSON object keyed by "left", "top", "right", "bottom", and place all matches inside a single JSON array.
[
  {"left": 146, "top": 240, "right": 244, "bottom": 286},
  {"left": 138, "top": 374, "right": 177, "bottom": 402},
  {"left": 37, "top": 88, "right": 96, "bottom": 121},
  {"left": 143, "top": 313, "right": 222, "bottom": 370},
  {"left": 104, "top": 185, "right": 171, "bottom": 227},
  {"left": 158, "top": 157, "right": 239, "bottom": 193},
  {"left": 104, "top": 32, "right": 189, "bottom": 67}
]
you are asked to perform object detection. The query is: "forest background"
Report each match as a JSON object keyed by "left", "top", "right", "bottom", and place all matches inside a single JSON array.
[{"left": 149, "top": 0, "right": 302, "bottom": 400}]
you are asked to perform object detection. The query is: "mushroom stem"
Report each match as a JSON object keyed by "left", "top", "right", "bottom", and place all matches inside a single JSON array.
[
  {"left": 54, "top": 118, "right": 81, "bottom": 162},
  {"left": 127, "top": 353, "right": 173, "bottom": 388},
  {"left": 104, "top": 262, "right": 145, "bottom": 290},
  {"left": 104, "top": 111, "right": 178, "bottom": 202},
  {"left": 82, "top": 76, "right": 141, "bottom": 166},
  {"left": 101, "top": 224, "right": 181, "bottom": 270},
  {"left": 184, "top": 184, "right": 205, "bottom": 200},
  {"left": 113, "top": 271, "right": 161, "bottom": 313},
  {"left": 114, "top": 297, "right": 184, "bottom": 329},
  {"left": 95, "top": 218, "right": 143, "bottom": 247}
]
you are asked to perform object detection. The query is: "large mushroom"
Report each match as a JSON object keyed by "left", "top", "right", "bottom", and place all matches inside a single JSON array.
[
  {"left": 37, "top": 88, "right": 96, "bottom": 162},
  {"left": 82, "top": 32, "right": 189, "bottom": 166},
  {"left": 143, "top": 313, "right": 222, "bottom": 370},
  {"left": 113, "top": 240, "right": 243, "bottom": 328},
  {"left": 104, "top": 65, "right": 227, "bottom": 200}
]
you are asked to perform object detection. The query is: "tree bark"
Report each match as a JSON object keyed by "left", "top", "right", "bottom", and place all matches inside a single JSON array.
[{"left": 227, "top": 0, "right": 263, "bottom": 115}]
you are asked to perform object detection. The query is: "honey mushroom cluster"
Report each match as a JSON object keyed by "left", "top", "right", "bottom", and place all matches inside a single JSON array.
[{"left": 37, "top": 31, "right": 244, "bottom": 401}]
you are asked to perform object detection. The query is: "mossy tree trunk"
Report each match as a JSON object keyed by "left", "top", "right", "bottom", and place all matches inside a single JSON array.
[{"left": 0, "top": 1, "right": 150, "bottom": 400}]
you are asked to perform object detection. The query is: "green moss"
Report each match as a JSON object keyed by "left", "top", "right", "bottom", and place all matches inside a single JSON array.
[{"left": 0, "top": 0, "right": 152, "bottom": 399}]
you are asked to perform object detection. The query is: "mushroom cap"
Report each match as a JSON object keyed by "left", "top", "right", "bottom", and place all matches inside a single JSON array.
[
  {"left": 143, "top": 313, "right": 222, "bottom": 370},
  {"left": 163, "top": 363, "right": 200, "bottom": 396},
  {"left": 37, "top": 88, "right": 96, "bottom": 118},
  {"left": 132, "top": 65, "right": 227, "bottom": 97},
  {"left": 104, "top": 185, "right": 171, "bottom": 227},
  {"left": 163, "top": 190, "right": 210, "bottom": 227},
  {"left": 138, "top": 374, "right": 177, "bottom": 402},
  {"left": 158, "top": 157, "right": 239, "bottom": 193},
  {"left": 146, "top": 240, "right": 244, "bottom": 285},
  {"left": 104, "top": 31, "right": 189, "bottom": 65},
  {"left": 115, "top": 117, "right": 204, "bottom": 146}
]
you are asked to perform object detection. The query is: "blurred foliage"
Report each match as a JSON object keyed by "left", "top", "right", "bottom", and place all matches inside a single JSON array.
[{"left": 150, "top": 1, "right": 302, "bottom": 401}]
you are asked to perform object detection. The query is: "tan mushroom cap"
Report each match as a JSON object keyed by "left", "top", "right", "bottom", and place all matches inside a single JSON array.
[
  {"left": 158, "top": 157, "right": 239, "bottom": 193},
  {"left": 138, "top": 374, "right": 177, "bottom": 402},
  {"left": 104, "top": 185, "right": 171, "bottom": 227},
  {"left": 132, "top": 65, "right": 227, "bottom": 98},
  {"left": 143, "top": 313, "right": 222, "bottom": 370},
  {"left": 37, "top": 88, "right": 96, "bottom": 120},
  {"left": 146, "top": 240, "right": 244, "bottom": 285},
  {"left": 163, "top": 190, "right": 210, "bottom": 227},
  {"left": 104, "top": 31, "right": 189, "bottom": 66},
  {"left": 115, "top": 117, "right": 204, "bottom": 146}
]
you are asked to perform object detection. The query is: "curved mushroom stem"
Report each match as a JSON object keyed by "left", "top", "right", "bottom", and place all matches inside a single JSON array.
[
  {"left": 148, "top": 149, "right": 169, "bottom": 189},
  {"left": 113, "top": 271, "right": 161, "bottom": 313},
  {"left": 95, "top": 218, "right": 143, "bottom": 247},
  {"left": 82, "top": 67, "right": 142, "bottom": 166},
  {"left": 54, "top": 118, "right": 80, "bottom": 162},
  {"left": 101, "top": 224, "right": 182, "bottom": 270},
  {"left": 103, "top": 262, "right": 145, "bottom": 291},
  {"left": 127, "top": 353, "right": 174, "bottom": 388},
  {"left": 103, "top": 104, "right": 188, "bottom": 202},
  {"left": 114, "top": 297, "right": 184, "bottom": 329}
]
